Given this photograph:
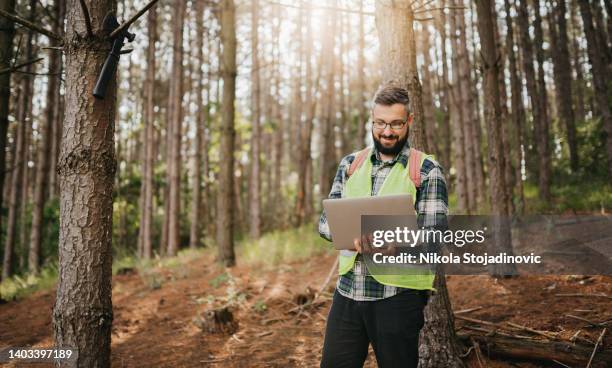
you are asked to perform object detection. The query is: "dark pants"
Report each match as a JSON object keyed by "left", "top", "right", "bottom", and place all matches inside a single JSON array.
[{"left": 320, "top": 290, "right": 428, "bottom": 368}]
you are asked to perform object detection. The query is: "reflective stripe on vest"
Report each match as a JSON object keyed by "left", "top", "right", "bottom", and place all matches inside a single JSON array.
[{"left": 338, "top": 147, "right": 435, "bottom": 291}]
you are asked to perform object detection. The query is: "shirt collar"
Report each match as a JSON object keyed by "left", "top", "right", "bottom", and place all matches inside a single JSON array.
[{"left": 370, "top": 139, "right": 411, "bottom": 167}]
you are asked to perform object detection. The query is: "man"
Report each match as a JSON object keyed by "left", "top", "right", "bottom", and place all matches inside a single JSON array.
[{"left": 319, "top": 85, "right": 448, "bottom": 368}]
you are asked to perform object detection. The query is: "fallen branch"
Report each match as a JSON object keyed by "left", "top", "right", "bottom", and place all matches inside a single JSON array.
[
  {"left": 506, "top": 321, "right": 558, "bottom": 339},
  {"left": 0, "top": 9, "right": 62, "bottom": 41},
  {"left": 454, "top": 306, "right": 483, "bottom": 314},
  {"left": 566, "top": 314, "right": 609, "bottom": 328},
  {"left": 458, "top": 332, "right": 612, "bottom": 367},
  {"left": 586, "top": 328, "right": 607, "bottom": 368}
]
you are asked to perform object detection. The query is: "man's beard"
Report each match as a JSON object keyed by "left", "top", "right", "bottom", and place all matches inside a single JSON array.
[{"left": 373, "top": 131, "right": 408, "bottom": 156}]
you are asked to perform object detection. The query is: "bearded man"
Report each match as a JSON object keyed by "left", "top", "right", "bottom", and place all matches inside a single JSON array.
[{"left": 318, "top": 84, "right": 448, "bottom": 368}]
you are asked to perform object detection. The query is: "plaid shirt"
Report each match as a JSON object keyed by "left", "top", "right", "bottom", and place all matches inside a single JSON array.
[{"left": 319, "top": 140, "right": 448, "bottom": 301}]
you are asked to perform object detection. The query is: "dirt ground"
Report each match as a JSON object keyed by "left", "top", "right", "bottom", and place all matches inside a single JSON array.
[{"left": 0, "top": 251, "right": 610, "bottom": 367}]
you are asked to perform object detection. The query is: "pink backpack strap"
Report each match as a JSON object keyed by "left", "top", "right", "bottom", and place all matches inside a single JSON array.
[
  {"left": 347, "top": 148, "right": 370, "bottom": 177},
  {"left": 408, "top": 148, "right": 423, "bottom": 188}
]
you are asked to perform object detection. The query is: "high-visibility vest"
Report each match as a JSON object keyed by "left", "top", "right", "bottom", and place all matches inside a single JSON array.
[{"left": 338, "top": 146, "right": 436, "bottom": 290}]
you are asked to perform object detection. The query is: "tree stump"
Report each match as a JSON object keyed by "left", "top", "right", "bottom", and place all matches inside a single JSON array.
[{"left": 199, "top": 307, "right": 238, "bottom": 334}]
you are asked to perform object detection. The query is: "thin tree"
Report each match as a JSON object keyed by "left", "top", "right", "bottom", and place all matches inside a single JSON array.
[
  {"left": 0, "top": 0, "right": 17, "bottom": 251},
  {"left": 475, "top": 0, "right": 517, "bottom": 277},
  {"left": 249, "top": 0, "right": 261, "bottom": 239},
  {"left": 549, "top": 0, "right": 578, "bottom": 172},
  {"left": 139, "top": 2, "right": 157, "bottom": 259},
  {"left": 29, "top": 0, "right": 63, "bottom": 274},
  {"left": 374, "top": 2, "right": 465, "bottom": 367},
  {"left": 2, "top": 0, "right": 36, "bottom": 280},
  {"left": 189, "top": 0, "right": 205, "bottom": 249},
  {"left": 166, "top": 0, "right": 185, "bottom": 256},
  {"left": 217, "top": 0, "right": 237, "bottom": 266},
  {"left": 318, "top": 3, "right": 337, "bottom": 202},
  {"left": 504, "top": 0, "right": 525, "bottom": 213},
  {"left": 448, "top": 0, "right": 470, "bottom": 214}
]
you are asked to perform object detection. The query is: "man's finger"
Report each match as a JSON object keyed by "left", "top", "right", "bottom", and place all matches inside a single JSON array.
[{"left": 353, "top": 238, "right": 362, "bottom": 253}]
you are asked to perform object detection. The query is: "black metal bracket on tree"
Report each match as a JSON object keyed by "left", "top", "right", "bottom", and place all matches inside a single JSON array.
[
  {"left": 92, "top": 0, "right": 159, "bottom": 99},
  {"left": 92, "top": 14, "right": 135, "bottom": 99}
]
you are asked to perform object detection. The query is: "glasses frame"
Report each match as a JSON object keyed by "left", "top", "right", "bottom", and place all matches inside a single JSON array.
[{"left": 371, "top": 117, "right": 409, "bottom": 131}]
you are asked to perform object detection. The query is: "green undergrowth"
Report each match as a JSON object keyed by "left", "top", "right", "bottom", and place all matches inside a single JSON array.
[
  {"left": 237, "top": 223, "right": 332, "bottom": 267},
  {"left": 0, "top": 262, "right": 59, "bottom": 301}
]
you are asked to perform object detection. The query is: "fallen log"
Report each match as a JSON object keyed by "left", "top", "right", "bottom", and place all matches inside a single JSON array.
[{"left": 457, "top": 332, "right": 612, "bottom": 367}]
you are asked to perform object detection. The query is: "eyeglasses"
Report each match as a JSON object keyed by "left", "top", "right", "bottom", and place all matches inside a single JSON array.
[{"left": 372, "top": 119, "right": 408, "bottom": 131}]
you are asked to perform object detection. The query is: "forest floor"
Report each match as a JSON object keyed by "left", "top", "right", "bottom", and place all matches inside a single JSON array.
[{"left": 0, "top": 250, "right": 611, "bottom": 367}]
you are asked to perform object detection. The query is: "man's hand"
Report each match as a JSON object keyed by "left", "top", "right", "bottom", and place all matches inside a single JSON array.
[{"left": 352, "top": 234, "right": 397, "bottom": 256}]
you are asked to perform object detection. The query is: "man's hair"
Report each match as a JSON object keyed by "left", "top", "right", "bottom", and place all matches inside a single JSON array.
[{"left": 371, "top": 84, "right": 411, "bottom": 115}]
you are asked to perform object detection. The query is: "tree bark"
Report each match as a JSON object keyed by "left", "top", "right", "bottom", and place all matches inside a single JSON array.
[
  {"left": 504, "top": 0, "right": 525, "bottom": 214},
  {"left": 448, "top": 0, "right": 469, "bottom": 213},
  {"left": 374, "top": 1, "right": 429, "bottom": 151},
  {"left": 2, "top": 0, "right": 35, "bottom": 280},
  {"left": 549, "top": 0, "right": 579, "bottom": 172},
  {"left": 475, "top": 0, "right": 517, "bottom": 277},
  {"left": 139, "top": 2, "right": 157, "bottom": 259},
  {"left": 517, "top": 0, "right": 546, "bottom": 193},
  {"left": 249, "top": 0, "right": 261, "bottom": 239},
  {"left": 319, "top": 4, "right": 337, "bottom": 202},
  {"left": 167, "top": 0, "right": 185, "bottom": 256},
  {"left": 0, "top": 0, "right": 16, "bottom": 255},
  {"left": 53, "top": 0, "right": 117, "bottom": 366},
  {"left": 532, "top": 0, "right": 551, "bottom": 201},
  {"left": 189, "top": 0, "right": 205, "bottom": 249},
  {"left": 217, "top": 0, "right": 236, "bottom": 267}
]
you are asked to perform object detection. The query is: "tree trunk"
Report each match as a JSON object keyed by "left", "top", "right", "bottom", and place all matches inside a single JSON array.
[
  {"left": 549, "top": 0, "right": 579, "bottom": 172},
  {"left": 504, "top": 0, "right": 525, "bottom": 214},
  {"left": 217, "top": 0, "right": 236, "bottom": 267},
  {"left": 295, "top": 2, "right": 319, "bottom": 226},
  {"left": 355, "top": 0, "right": 367, "bottom": 150},
  {"left": 319, "top": 4, "right": 337, "bottom": 202},
  {"left": 167, "top": 0, "right": 185, "bottom": 256},
  {"left": 139, "top": 3, "right": 157, "bottom": 259},
  {"left": 420, "top": 28, "right": 436, "bottom": 159},
  {"left": 375, "top": 2, "right": 463, "bottom": 367},
  {"left": 2, "top": 0, "right": 35, "bottom": 280},
  {"left": 2, "top": 75, "right": 28, "bottom": 280},
  {"left": 578, "top": 0, "right": 612, "bottom": 176},
  {"left": 475, "top": 0, "right": 517, "bottom": 277},
  {"left": 29, "top": 0, "right": 63, "bottom": 274},
  {"left": 189, "top": 0, "right": 205, "bottom": 249},
  {"left": 249, "top": 0, "right": 261, "bottom": 239},
  {"left": 53, "top": 0, "right": 118, "bottom": 366},
  {"left": 374, "top": 1, "right": 429, "bottom": 151},
  {"left": 532, "top": 0, "right": 551, "bottom": 201},
  {"left": 434, "top": 0, "right": 452, "bottom": 172},
  {"left": 0, "top": 0, "right": 16, "bottom": 257},
  {"left": 517, "top": 0, "right": 545, "bottom": 192},
  {"left": 448, "top": 0, "right": 469, "bottom": 214}
]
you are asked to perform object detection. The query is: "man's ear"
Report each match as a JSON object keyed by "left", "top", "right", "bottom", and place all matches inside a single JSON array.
[{"left": 407, "top": 115, "right": 414, "bottom": 126}]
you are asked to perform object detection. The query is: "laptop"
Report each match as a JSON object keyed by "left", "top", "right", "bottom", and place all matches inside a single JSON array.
[{"left": 322, "top": 194, "right": 415, "bottom": 250}]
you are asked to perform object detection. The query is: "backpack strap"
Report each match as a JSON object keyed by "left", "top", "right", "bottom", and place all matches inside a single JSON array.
[
  {"left": 408, "top": 147, "right": 423, "bottom": 188},
  {"left": 347, "top": 146, "right": 425, "bottom": 189},
  {"left": 347, "top": 148, "right": 370, "bottom": 177}
]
